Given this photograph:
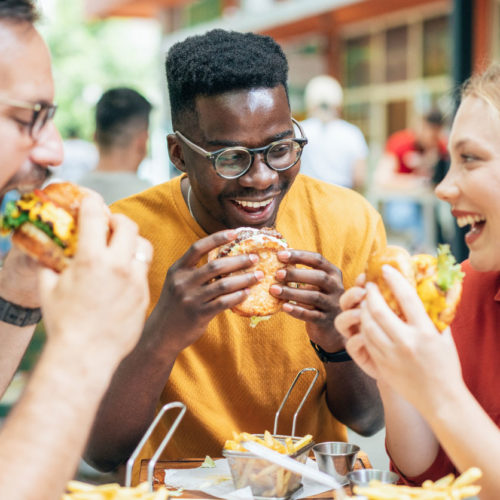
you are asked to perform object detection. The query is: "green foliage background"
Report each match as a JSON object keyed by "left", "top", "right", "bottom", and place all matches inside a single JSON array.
[{"left": 38, "top": 0, "right": 162, "bottom": 141}]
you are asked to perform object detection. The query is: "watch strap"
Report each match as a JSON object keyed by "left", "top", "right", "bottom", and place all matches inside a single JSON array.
[
  {"left": 310, "top": 341, "right": 352, "bottom": 363},
  {"left": 0, "top": 296, "right": 42, "bottom": 327}
]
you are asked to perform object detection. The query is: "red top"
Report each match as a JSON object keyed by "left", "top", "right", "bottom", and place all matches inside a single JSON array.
[
  {"left": 386, "top": 129, "right": 448, "bottom": 174},
  {"left": 391, "top": 260, "right": 500, "bottom": 484}
]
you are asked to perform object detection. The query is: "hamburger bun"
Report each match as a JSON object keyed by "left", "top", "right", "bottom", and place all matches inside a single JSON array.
[
  {"left": 208, "top": 227, "right": 288, "bottom": 318},
  {"left": 365, "top": 245, "right": 415, "bottom": 320}
]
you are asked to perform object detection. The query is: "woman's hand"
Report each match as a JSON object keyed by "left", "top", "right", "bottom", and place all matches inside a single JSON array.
[{"left": 360, "top": 264, "right": 463, "bottom": 412}]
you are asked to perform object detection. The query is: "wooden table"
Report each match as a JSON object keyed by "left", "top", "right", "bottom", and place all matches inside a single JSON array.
[{"left": 139, "top": 451, "right": 372, "bottom": 498}]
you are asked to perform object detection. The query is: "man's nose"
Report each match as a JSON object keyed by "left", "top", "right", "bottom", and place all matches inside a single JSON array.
[
  {"left": 30, "top": 121, "right": 63, "bottom": 169},
  {"left": 238, "top": 153, "right": 278, "bottom": 189}
]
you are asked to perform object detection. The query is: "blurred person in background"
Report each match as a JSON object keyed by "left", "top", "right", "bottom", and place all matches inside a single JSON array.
[
  {"left": 374, "top": 109, "right": 449, "bottom": 250},
  {"left": 79, "top": 87, "right": 153, "bottom": 205},
  {"left": 376, "top": 109, "right": 448, "bottom": 190},
  {"left": 0, "top": 1, "right": 152, "bottom": 498},
  {"left": 299, "top": 75, "right": 368, "bottom": 192},
  {"left": 53, "top": 126, "right": 98, "bottom": 183},
  {"left": 335, "top": 64, "right": 500, "bottom": 500}
]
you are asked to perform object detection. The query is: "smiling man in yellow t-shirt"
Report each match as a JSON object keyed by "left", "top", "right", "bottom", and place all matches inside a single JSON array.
[{"left": 85, "top": 29, "right": 386, "bottom": 479}]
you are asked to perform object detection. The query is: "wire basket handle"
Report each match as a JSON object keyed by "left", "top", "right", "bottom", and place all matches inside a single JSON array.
[
  {"left": 273, "top": 367, "right": 319, "bottom": 437},
  {"left": 125, "top": 401, "right": 186, "bottom": 490}
]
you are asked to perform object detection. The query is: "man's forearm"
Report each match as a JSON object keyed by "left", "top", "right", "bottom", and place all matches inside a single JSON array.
[
  {"left": 0, "top": 324, "right": 36, "bottom": 396},
  {"left": 324, "top": 361, "right": 384, "bottom": 436},
  {"left": 0, "top": 340, "right": 118, "bottom": 500},
  {"left": 85, "top": 320, "right": 180, "bottom": 471}
]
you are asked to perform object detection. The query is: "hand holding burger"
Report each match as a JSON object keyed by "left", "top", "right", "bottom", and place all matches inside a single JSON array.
[{"left": 208, "top": 227, "right": 289, "bottom": 324}]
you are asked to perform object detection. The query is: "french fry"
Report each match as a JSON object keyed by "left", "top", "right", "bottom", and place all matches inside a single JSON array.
[
  {"left": 452, "top": 467, "right": 482, "bottom": 488},
  {"left": 433, "top": 473, "right": 455, "bottom": 488},
  {"left": 224, "top": 430, "right": 311, "bottom": 455},
  {"left": 62, "top": 481, "right": 169, "bottom": 499},
  {"left": 352, "top": 467, "right": 482, "bottom": 500},
  {"left": 292, "top": 434, "right": 313, "bottom": 452}
]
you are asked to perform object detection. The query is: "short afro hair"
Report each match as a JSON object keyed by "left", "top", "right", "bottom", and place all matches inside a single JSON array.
[
  {"left": 166, "top": 29, "right": 289, "bottom": 129},
  {"left": 0, "top": 0, "right": 39, "bottom": 24}
]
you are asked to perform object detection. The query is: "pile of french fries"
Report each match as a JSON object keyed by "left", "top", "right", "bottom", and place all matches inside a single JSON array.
[
  {"left": 353, "top": 467, "right": 482, "bottom": 500},
  {"left": 224, "top": 430, "right": 313, "bottom": 454},
  {"left": 223, "top": 430, "right": 314, "bottom": 497},
  {"left": 61, "top": 480, "right": 169, "bottom": 499}
]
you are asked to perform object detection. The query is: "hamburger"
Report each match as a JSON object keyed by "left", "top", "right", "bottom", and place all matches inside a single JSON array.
[
  {"left": 1, "top": 182, "right": 87, "bottom": 272},
  {"left": 208, "top": 227, "right": 289, "bottom": 325},
  {"left": 365, "top": 244, "right": 464, "bottom": 331}
]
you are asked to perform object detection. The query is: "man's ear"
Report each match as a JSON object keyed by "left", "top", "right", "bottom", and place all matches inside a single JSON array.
[{"left": 167, "top": 134, "right": 186, "bottom": 173}]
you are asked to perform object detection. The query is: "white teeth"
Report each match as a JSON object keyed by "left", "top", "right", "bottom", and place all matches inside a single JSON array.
[
  {"left": 235, "top": 199, "right": 273, "bottom": 208},
  {"left": 456, "top": 214, "right": 486, "bottom": 228}
]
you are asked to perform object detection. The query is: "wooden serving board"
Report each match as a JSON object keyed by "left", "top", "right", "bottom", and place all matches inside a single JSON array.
[{"left": 139, "top": 451, "right": 372, "bottom": 498}]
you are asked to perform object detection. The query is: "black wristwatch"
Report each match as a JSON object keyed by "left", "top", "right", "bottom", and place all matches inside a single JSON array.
[
  {"left": 0, "top": 296, "right": 42, "bottom": 327},
  {"left": 310, "top": 341, "right": 352, "bottom": 363}
]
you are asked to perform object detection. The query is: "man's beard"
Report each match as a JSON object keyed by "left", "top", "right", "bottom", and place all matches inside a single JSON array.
[{"left": 0, "top": 162, "right": 51, "bottom": 200}]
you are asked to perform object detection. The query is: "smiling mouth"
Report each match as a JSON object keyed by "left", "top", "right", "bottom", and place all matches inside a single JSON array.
[
  {"left": 233, "top": 198, "right": 274, "bottom": 212},
  {"left": 456, "top": 214, "right": 486, "bottom": 234}
]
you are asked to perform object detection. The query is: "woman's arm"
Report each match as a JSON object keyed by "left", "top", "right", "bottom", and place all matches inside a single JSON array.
[{"left": 361, "top": 265, "right": 500, "bottom": 498}]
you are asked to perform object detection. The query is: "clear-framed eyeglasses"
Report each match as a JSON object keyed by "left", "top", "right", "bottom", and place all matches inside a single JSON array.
[
  {"left": 174, "top": 118, "right": 308, "bottom": 180},
  {"left": 0, "top": 96, "right": 57, "bottom": 140}
]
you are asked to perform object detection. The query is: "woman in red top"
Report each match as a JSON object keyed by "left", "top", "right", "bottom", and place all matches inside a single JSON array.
[{"left": 335, "top": 64, "right": 500, "bottom": 500}]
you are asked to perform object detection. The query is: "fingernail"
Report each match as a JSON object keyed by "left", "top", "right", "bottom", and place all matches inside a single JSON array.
[
  {"left": 226, "top": 230, "right": 237, "bottom": 240},
  {"left": 275, "top": 269, "right": 286, "bottom": 280},
  {"left": 382, "top": 264, "right": 394, "bottom": 276},
  {"left": 270, "top": 284, "right": 282, "bottom": 296},
  {"left": 249, "top": 254, "right": 259, "bottom": 264},
  {"left": 366, "top": 282, "right": 375, "bottom": 291},
  {"left": 254, "top": 270, "right": 264, "bottom": 280},
  {"left": 282, "top": 302, "right": 292, "bottom": 312},
  {"left": 277, "top": 250, "right": 291, "bottom": 261}
]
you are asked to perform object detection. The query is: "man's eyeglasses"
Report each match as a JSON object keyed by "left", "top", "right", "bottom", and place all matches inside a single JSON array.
[
  {"left": 0, "top": 96, "right": 57, "bottom": 139},
  {"left": 174, "top": 118, "right": 308, "bottom": 179}
]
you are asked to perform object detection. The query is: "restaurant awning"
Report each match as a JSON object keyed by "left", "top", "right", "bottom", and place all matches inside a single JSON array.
[{"left": 85, "top": 0, "right": 195, "bottom": 19}]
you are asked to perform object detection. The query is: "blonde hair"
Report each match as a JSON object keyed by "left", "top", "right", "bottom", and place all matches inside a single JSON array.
[{"left": 462, "top": 63, "right": 500, "bottom": 113}]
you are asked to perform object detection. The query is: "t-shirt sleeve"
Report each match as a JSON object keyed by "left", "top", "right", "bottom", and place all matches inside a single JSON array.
[{"left": 389, "top": 446, "right": 457, "bottom": 486}]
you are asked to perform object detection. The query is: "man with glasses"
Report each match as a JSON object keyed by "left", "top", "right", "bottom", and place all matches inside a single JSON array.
[
  {"left": 0, "top": 2, "right": 152, "bottom": 498},
  {"left": 87, "top": 29, "right": 386, "bottom": 477}
]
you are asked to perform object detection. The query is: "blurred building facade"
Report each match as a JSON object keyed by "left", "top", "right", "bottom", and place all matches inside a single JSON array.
[{"left": 84, "top": 0, "right": 499, "bottom": 164}]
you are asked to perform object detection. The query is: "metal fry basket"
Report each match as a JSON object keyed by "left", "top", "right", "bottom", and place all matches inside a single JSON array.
[
  {"left": 223, "top": 367, "right": 319, "bottom": 498},
  {"left": 125, "top": 401, "right": 186, "bottom": 491}
]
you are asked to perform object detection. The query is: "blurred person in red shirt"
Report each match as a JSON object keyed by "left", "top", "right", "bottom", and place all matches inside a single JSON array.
[{"left": 374, "top": 110, "right": 448, "bottom": 250}]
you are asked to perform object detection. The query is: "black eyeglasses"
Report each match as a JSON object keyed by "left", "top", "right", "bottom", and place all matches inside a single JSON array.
[
  {"left": 0, "top": 97, "right": 57, "bottom": 139},
  {"left": 174, "top": 118, "right": 308, "bottom": 179}
]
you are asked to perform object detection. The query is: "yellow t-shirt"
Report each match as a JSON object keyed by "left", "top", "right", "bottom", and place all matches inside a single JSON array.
[{"left": 112, "top": 173, "right": 386, "bottom": 474}]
